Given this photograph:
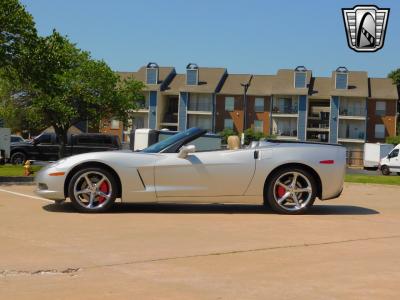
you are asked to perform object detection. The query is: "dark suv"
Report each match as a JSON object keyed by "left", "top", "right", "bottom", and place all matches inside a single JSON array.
[{"left": 10, "top": 132, "right": 121, "bottom": 164}]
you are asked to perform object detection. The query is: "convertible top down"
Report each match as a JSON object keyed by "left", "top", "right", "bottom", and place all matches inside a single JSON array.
[{"left": 35, "top": 127, "right": 346, "bottom": 214}]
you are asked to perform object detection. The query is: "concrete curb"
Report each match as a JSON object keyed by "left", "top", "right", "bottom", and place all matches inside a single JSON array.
[{"left": 0, "top": 177, "right": 35, "bottom": 185}]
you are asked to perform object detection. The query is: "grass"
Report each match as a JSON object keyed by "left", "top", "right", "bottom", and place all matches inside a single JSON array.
[
  {"left": 0, "top": 164, "right": 43, "bottom": 177},
  {"left": 345, "top": 174, "right": 400, "bottom": 186}
]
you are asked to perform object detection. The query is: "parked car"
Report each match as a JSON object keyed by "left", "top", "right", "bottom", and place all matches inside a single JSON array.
[
  {"left": 35, "top": 127, "right": 346, "bottom": 214},
  {"left": 379, "top": 144, "right": 400, "bottom": 176},
  {"left": 11, "top": 135, "right": 25, "bottom": 143},
  {"left": 10, "top": 132, "right": 121, "bottom": 164}
]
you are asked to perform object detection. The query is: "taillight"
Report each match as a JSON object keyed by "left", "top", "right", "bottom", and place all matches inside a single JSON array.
[{"left": 319, "top": 160, "right": 335, "bottom": 164}]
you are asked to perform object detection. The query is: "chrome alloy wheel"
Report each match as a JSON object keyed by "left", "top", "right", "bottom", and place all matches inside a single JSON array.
[
  {"left": 73, "top": 171, "right": 112, "bottom": 209},
  {"left": 273, "top": 171, "right": 313, "bottom": 212}
]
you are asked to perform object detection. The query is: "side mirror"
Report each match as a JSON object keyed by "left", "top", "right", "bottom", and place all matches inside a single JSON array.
[
  {"left": 32, "top": 139, "right": 39, "bottom": 146},
  {"left": 178, "top": 145, "right": 196, "bottom": 159}
]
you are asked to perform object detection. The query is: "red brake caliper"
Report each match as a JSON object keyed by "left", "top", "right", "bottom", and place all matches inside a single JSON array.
[
  {"left": 98, "top": 181, "right": 109, "bottom": 203},
  {"left": 276, "top": 186, "right": 286, "bottom": 198}
]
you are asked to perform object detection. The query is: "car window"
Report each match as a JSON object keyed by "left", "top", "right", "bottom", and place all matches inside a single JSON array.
[
  {"left": 77, "top": 135, "right": 113, "bottom": 145},
  {"left": 11, "top": 136, "right": 23, "bottom": 143},
  {"left": 185, "top": 136, "right": 223, "bottom": 152},
  {"left": 35, "top": 134, "right": 52, "bottom": 144},
  {"left": 390, "top": 149, "right": 399, "bottom": 158},
  {"left": 142, "top": 128, "right": 204, "bottom": 153}
]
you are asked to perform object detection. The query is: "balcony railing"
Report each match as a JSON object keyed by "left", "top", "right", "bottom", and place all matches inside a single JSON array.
[
  {"left": 272, "top": 129, "right": 298, "bottom": 137},
  {"left": 272, "top": 106, "right": 298, "bottom": 114},
  {"left": 136, "top": 100, "right": 149, "bottom": 110},
  {"left": 338, "top": 131, "right": 365, "bottom": 140},
  {"left": 162, "top": 113, "right": 178, "bottom": 123},
  {"left": 339, "top": 108, "right": 366, "bottom": 117}
]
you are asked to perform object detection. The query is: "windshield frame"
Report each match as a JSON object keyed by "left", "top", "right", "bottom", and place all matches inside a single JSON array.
[{"left": 141, "top": 127, "right": 207, "bottom": 153}]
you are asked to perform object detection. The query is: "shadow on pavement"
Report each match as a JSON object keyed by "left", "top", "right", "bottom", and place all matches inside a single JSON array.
[{"left": 42, "top": 202, "right": 379, "bottom": 215}]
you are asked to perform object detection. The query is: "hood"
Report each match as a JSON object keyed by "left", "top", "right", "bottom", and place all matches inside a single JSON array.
[{"left": 52, "top": 149, "right": 159, "bottom": 170}]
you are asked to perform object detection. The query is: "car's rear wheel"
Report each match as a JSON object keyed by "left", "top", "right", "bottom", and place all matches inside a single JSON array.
[
  {"left": 381, "top": 165, "right": 390, "bottom": 176},
  {"left": 10, "top": 152, "right": 26, "bottom": 165},
  {"left": 68, "top": 167, "right": 117, "bottom": 213},
  {"left": 397, "top": 172, "right": 400, "bottom": 176},
  {"left": 265, "top": 168, "right": 317, "bottom": 214}
]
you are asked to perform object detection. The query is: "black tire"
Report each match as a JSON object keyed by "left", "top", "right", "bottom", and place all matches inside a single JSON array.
[
  {"left": 381, "top": 165, "right": 390, "bottom": 176},
  {"left": 264, "top": 167, "right": 317, "bottom": 215},
  {"left": 68, "top": 167, "right": 117, "bottom": 213},
  {"left": 397, "top": 173, "right": 400, "bottom": 176},
  {"left": 10, "top": 151, "right": 26, "bottom": 165}
]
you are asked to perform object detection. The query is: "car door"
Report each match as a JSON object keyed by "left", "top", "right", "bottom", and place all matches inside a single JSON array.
[
  {"left": 36, "top": 134, "right": 59, "bottom": 161},
  {"left": 154, "top": 149, "right": 256, "bottom": 198},
  {"left": 388, "top": 149, "right": 400, "bottom": 173}
]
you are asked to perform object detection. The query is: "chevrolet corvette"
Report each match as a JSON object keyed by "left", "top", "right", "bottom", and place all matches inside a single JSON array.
[{"left": 35, "top": 127, "right": 346, "bottom": 214}]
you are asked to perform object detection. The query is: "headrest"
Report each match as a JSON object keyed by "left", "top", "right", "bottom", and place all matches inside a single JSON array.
[{"left": 227, "top": 135, "right": 240, "bottom": 150}]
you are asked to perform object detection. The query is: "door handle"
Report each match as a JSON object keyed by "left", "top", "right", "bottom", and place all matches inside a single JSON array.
[{"left": 254, "top": 150, "right": 259, "bottom": 159}]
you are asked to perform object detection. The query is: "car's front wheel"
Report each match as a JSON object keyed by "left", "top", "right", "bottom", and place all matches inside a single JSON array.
[
  {"left": 10, "top": 152, "right": 26, "bottom": 165},
  {"left": 265, "top": 168, "right": 317, "bottom": 214},
  {"left": 68, "top": 167, "right": 117, "bottom": 213},
  {"left": 381, "top": 165, "right": 390, "bottom": 176}
]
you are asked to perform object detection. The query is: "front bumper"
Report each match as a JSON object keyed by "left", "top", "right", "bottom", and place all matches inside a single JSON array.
[
  {"left": 35, "top": 188, "right": 65, "bottom": 200},
  {"left": 34, "top": 166, "right": 66, "bottom": 200}
]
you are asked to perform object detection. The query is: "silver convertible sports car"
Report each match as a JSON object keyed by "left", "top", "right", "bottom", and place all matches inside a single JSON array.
[{"left": 35, "top": 128, "right": 346, "bottom": 214}]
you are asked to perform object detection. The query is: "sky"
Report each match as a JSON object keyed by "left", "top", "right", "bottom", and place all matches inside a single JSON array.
[{"left": 21, "top": 0, "right": 400, "bottom": 77}]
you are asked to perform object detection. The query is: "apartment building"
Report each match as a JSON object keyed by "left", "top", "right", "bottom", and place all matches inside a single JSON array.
[{"left": 104, "top": 63, "right": 398, "bottom": 151}]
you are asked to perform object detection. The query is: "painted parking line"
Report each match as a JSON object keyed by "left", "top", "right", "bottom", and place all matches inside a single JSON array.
[{"left": 0, "top": 188, "right": 54, "bottom": 203}]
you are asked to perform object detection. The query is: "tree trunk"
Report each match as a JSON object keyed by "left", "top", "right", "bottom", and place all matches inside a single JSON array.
[{"left": 54, "top": 127, "right": 68, "bottom": 159}]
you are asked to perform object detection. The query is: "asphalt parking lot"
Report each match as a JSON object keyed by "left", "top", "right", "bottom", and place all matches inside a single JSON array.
[{"left": 1, "top": 183, "right": 400, "bottom": 299}]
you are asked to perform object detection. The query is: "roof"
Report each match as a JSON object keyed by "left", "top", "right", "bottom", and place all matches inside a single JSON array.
[
  {"left": 181, "top": 67, "right": 227, "bottom": 93},
  {"left": 162, "top": 67, "right": 227, "bottom": 94},
  {"left": 331, "top": 71, "right": 368, "bottom": 97},
  {"left": 272, "top": 69, "right": 312, "bottom": 96},
  {"left": 369, "top": 78, "right": 399, "bottom": 100},
  {"left": 247, "top": 75, "right": 274, "bottom": 96},
  {"left": 309, "top": 77, "right": 331, "bottom": 99},
  {"left": 162, "top": 74, "right": 186, "bottom": 95},
  {"left": 118, "top": 66, "right": 175, "bottom": 91},
  {"left": 117, "top": 71, "right": 137, "bottom": 81},
  {"left": 218, "top": 74, "right": 252, "bottom": 95}
]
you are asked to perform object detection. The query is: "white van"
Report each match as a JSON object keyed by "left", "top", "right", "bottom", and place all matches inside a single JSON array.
[{"left": 379, "top": 144, "right": 400, "bottom": 175}]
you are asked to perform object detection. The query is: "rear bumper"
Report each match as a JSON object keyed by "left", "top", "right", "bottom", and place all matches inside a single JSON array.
[{"left": 320, "top": 187, "right": 343, "bottom": 201}]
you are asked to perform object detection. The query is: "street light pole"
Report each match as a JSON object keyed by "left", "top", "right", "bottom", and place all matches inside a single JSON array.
[{"left": 241, "top": 83, "right": 250, "bottom": 131}]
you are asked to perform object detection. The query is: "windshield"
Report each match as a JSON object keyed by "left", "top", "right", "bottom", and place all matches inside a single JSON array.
[{"left": 142, "top": 128, "right": 203, "bottom": 153}]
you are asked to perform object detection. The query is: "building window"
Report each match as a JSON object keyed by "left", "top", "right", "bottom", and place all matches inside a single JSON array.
[
  {"left": 187, "top": 115, "right": 212, "bottom": 131},
  {"left": 294, "top": 72, "right": 306, "bottom": 88},
  {"left": 224, "top": 118, "right": 233, "bottom": 129},
  {"left": 254, "top": 120, "right": 263, "bottom": 133},
  {"left": 188, "top": 93, "right": 213, "bottom": 112},
  {"left": 376, "top": 101, "right": 386, "bottom": 116},
  {"left": 110, "top": 119, "right": 120, "bottom": 130},
  {"left": 146, "top": 63, "right": 159, "bottom": 84},
  {"left": 225, "top": 97, "right": 234, "bottom": 111},
  {"left": 339, "top": 98, "right": 366, "bottom": 116},
  {"left": 272, "top": 118, "right": 297, "bottom": 137},
  {"left": 273, "top": 97, "right": 298, "bottom": 114},
  {"left": 335, "top": 73, "right": 348, "bottom": 89},
  {"left": 254, "top": 98, "right": 264, "bottom": 112},
  {"left": 186, "top": 63, "right": 199, "bottom": 85},
  {"left": 375, "top": 124, "right": 385, "bottom": 139}
]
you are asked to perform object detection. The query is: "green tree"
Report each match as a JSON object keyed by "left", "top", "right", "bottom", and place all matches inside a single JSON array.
[
  {"left": 6, "top": 31, "right": 145, "bottom": 157},
  {"left": 0, "top": 0, "right": 37, "bottom": 77}
]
